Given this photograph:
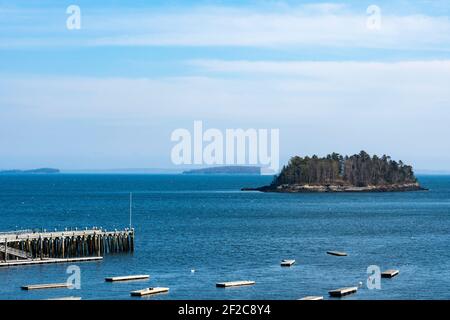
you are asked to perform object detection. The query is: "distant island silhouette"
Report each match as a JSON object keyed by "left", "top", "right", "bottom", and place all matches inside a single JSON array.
[
  {"left": 183, "top": 166, "right": 260, "bottom": 175},
  {"left": 0, "top": 168, "right": 60, "bottom": 174},
  {"left": 242, "top": 151, "right": 426, "bottom": 192}
]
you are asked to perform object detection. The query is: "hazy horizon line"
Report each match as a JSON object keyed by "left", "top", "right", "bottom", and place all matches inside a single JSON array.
[{"left": 2, "top": 166, "right": 450, "bottom": 175}]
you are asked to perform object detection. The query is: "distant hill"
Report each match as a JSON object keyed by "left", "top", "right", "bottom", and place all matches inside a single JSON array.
[
  {"left": 64, "top": 168, "right": 183, "bottom": 174},
  {"left": 183, "top": 166, "right": 261, "bottom": 175},
  {"left": 0, "top": 168, "right": 60, "bottom": 174}
]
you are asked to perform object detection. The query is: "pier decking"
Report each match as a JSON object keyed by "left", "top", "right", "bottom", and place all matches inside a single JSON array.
[
  {"left": 281, "top": 259, "right": 296, "bottom": 267},
  {"left": 328, "top": 286, "right": 358, "bottom": 297},
  {"left": 106, "top": 275, "right": 149, "bottom": 282},
  {"left": 21, "top": 283, "right": 71, "bottom": 290},
  {"left": 327, "top": 251, "right": 348, "bottom": 257},
  {"left": 0, "top": 228, "right": 134, "bottom": 267},
  {"left": 299, "top": 296, "right": 323, "bottom": 300},
  {"left": 45, "top": 296, "right": 82, "bottom": 300},
  {"left": 130, "top": 287, "right": 169, "bottom": 297},
  {"left": 216, "top": 281, "right": 255, "bottom": 288},
  {"left": 381, "top": 269, "right": 399, "bottom": 278},
  {"left": 0, "top": 256, "right": 103, "bottom": 267}
]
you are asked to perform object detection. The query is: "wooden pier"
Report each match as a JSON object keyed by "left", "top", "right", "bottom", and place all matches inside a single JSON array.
[{"left": 0, "top": 228, "right": 134, "bottom": 266}]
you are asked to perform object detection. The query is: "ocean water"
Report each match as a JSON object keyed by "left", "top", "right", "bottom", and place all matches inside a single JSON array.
[{"left": 0, "top": 174, "right": 449, "bottom": 300}]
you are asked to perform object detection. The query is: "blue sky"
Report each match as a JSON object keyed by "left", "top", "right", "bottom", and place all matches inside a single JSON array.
[{"left": 1, "top": 1, "right": 450, "bottom": 171}]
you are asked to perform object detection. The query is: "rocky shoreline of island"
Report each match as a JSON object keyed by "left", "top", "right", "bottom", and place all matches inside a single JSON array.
[{"left": 242, "top": 182, "right": 427, "bottom": 193}]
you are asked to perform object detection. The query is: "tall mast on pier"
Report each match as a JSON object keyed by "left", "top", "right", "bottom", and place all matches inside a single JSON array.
[{"left": 129, "top": 192, "right": 133, "bottom": 230}]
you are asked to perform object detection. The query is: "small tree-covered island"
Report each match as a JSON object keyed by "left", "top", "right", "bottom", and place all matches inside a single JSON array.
[{"left": 243, "top": 151, "right": 427, "bottom": 193}]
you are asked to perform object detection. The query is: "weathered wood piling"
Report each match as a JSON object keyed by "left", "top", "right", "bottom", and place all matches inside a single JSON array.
[{"left": 0, "top": 228, "right": 134, "bottom": 265}]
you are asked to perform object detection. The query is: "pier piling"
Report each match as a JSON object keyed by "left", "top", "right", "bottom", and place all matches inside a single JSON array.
[{"left": 0, "top": 228, "right": 134, "bottom": 266}]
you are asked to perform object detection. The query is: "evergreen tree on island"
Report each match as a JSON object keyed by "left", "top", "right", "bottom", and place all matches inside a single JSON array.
[{"left": 243, "top": 151, "right": 424, "bottom": 193}]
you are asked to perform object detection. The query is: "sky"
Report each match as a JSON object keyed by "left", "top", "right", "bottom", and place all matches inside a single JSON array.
[{"left": 0, "top": 0, "right": 449, "bottom": 171}]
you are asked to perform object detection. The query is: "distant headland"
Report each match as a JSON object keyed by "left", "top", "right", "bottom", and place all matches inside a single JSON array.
[
  {"left": 0, "top": 168, "right": 60, "bottom": 174},
  {"left": 242, "top": 151, "right": 426, "bottom": 193},
  {"left": 183, "top": 166, "right": 260, "bottom": 175}
]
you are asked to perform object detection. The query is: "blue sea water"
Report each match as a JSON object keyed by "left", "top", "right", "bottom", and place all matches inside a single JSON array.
[{"left": 0, "top": 174, "right": 449, "bottom": 300}]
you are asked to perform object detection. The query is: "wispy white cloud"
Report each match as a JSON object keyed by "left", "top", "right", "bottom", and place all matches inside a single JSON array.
[
  {"left": 189, "top": 59, "right": 450, "bottom": 86},
  {"left": 1, "top": 4, "right": 450, "bottom": 51},
  {"left": 190, "top": 59, "right": 450, "bottom": 73},
  {"left": 78, "top": 10, "right": 450, "bottom": 50},
  {"left": 1, "top": 60, "right": 449, "bottom": 119}
]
